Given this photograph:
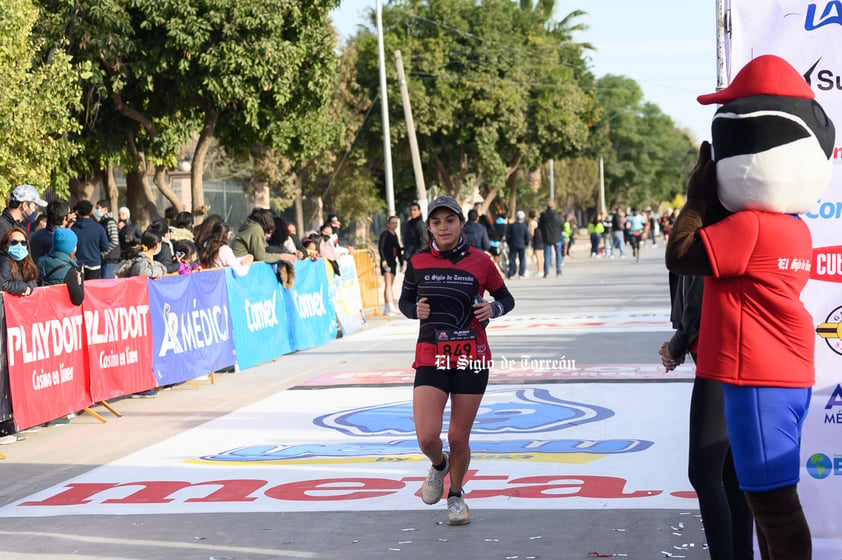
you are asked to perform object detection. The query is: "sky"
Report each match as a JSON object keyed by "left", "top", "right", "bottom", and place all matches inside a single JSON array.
[{"left": 329, "top": 1, "right": 721, "bottom": 144}]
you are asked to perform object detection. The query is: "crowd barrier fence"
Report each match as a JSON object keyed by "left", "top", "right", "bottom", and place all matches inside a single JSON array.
[
  {"left": 0, "top": 257, "right": 350, "bottom": 432},
  {"left": 353, "top": 249, "right": 386, "bottom": 320}
]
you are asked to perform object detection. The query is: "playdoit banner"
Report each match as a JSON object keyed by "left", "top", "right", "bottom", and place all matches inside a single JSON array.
[
  {"left": 0, "top": 296, "right": 10, "bottom": 424},
  {"left": 83, "top": 278, "right": 155, "bottom": 401},
  {"left": 148, "top": 271, "right": 236, "bottom": 386},
  {"left": 3, "top": 285, "right": 90, "bottom": 430},
  {"left": 728, "top": 0, "right": 842, "bottom": 554},
  {"left": 225, "top": 263, "right": 293, "bottom": 370}
]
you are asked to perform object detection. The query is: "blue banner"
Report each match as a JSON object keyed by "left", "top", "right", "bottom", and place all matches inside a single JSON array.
[
  {"left": 226, "top": 263, "right": 293, "bottom": 370},
  {"left": 285, "top": 259, "right": 337, "bottom": 351},
  {"left": 149, "top": 271, "right": 236, "bottom": 385}
]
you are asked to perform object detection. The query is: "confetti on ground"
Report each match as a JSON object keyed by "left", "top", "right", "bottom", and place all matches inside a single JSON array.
[{"left": 528, "top": 535, "right": 542, "bottom": 540}]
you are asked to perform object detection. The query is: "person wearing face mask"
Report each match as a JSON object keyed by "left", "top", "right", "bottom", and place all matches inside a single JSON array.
[
  {"left": 0, "top": 184, "right": 48, "bottom": 239},
  {"left": 147, "top": 218, "right": 180, "bottom": 274},
  {"left": 0, "top": 227, "right": 39, "bottom": 445},
  {"left": 0, "top": 226, "right": 39, "bottom": 296},
  {"left": 71, "top": 200, "right": 110, "bottom": 280},
  {"left": 127, "top": 229, "right": 167, "bottom": 280},
  {"left": 231, "top": 208, "right": 296, "bottom": 264}
]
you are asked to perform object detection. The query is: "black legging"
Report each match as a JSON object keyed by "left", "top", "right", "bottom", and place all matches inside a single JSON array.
[{"left": 687, "top": 367, "right": 754, "bottom": 560}]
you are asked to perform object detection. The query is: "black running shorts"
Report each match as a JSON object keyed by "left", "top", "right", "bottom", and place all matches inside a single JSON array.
[{"left": 414, "top": 366, "right": 489, "bottom": 395}]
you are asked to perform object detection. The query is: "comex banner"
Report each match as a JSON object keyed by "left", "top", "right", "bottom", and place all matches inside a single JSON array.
[
  {"left": 225, "top": 263, "right": 293, "bottom": 370},
  {"left": 728, "top": 0, "right": 842, "bottom": 554}
]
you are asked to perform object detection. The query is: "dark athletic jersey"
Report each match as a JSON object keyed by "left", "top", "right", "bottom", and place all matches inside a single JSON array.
[{"left": 399, "top": 241, "right": 512, "bottom": 369}]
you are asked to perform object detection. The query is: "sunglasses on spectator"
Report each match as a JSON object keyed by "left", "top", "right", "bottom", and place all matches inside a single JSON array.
[{"left": 8, "top": 240, "right": 26, "bottom": 246}]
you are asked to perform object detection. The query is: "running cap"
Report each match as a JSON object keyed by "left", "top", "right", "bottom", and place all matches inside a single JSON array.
[{"left": 427, "top": 196, "right": 465, "bottom": 221}]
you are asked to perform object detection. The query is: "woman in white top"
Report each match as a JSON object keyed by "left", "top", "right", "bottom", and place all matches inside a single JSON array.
[{"left": 199, "top": 222, "right": 252, "bottom": 276}]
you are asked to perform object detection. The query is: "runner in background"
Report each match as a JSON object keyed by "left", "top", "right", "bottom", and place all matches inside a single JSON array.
[
  {"left": 627, "top": 207, "right": 646, "bottom": 262},
  {"left": 378, "top": 215, "right": 403, "bottom": 315}
]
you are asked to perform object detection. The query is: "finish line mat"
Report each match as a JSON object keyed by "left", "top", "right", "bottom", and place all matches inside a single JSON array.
[{"left": 0, "top": 383, "right": 695, "bottom": 517}]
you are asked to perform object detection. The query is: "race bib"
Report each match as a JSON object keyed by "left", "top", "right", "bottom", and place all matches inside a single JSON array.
[{"left": 435, "top": 329, "right": 478, "bottom": 362}]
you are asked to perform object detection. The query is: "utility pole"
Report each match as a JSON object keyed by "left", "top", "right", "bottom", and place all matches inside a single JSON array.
[
  {"left": 394, "top": 50, "right": 427, "bottom": 216},
  {"left": 599, "top": 156, "right": 606, "bottom": 215},
  {"left": 548, "top": 159, "right": 555, "bottom": 202},
  {"left": 376, "top": 0, "right": 395, "bottom": 216}
]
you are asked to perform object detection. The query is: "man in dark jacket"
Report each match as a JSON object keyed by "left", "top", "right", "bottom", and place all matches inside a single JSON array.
[
  {"left": 0, "top": 184, "right": 48, "bottom": 238},
  {"left": 30, "top": 198, "right": 73, "bottom": 264},
  {"left": 463, "top": 209, "right": 491, "bottom": 252},
  {"left": 538, "top": 202, "right": 564, "bottom": 277},
  {"left": 95, "top": 199, "right": 121, "bottom": 278},
  {"left": 402, "top": 202, "right": 427, "bottom": 259},
  {"left": 117, "top": 206, "right": 143, "bottom": 255},
  {"left": 506, "top": 210, "right": 530, "bottom": 279},
  {"left": 71, "top": 200, "right": 110, "bottom": 280}
]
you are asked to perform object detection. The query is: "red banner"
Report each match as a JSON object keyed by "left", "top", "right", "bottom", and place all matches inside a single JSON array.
[
  {"left": 4, "top": 285, "right": 91, "bottom": 430},
  {"left": 83, "top": 278, "right": 155, "bottom": 402}
]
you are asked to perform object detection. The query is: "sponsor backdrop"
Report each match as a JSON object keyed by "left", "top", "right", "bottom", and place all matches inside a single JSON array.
[
  {"left": 84, "top": 278, "right": 155, "bottom": 401},
  {"left": 728, "top": 0, "right": 842, "bottom": 554},
  {"left": 0, "top": 384, "right": 693, "bottom": 517},
  {"left": 148, "top": 271, "right": 236, "bottom": 386},
  {"left": 3, "top": 285, "right": 91, "bottom": 429},
  {"left": 225, "top": 263, "right": 294, "bottom": 370},
  {"left": 285, "top": 259, "right": 337, "bottom": 350}
]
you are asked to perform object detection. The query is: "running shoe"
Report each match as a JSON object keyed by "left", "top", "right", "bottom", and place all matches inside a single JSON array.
[
  {"left": 420, "top": 452, "right": 449, "bottom": 505},
  {"left": 447, "top": 495, "right": 470, "bottom": 525}
]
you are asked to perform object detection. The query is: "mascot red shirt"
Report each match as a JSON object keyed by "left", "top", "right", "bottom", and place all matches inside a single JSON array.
[
  {"left": 668, "top": 54, "right": 835, "bottom": 389},
  {"left": 697, "top": 211, "right": 814, "bottom": 387}
]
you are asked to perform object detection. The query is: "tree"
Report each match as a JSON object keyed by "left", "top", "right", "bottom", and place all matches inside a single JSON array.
[
  {"left": 594, "top": 74, "right": 696, "bottom": 208},
  {"left": 352, "top": 0, "right": 598, "bottom": 211},
  {"left": 0, "top": 0, "right": 83, "bottom": 197},
  {"left": 36, "top": 0, "right": 340, "bottom": 223}
]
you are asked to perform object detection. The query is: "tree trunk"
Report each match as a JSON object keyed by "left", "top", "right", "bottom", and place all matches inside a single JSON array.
[
  {"left": 294, "top": 178, "right": 304, "bottom": 234},
  {"left": 68, "top": 174, "right": 98, "bottom": 205},
  {"left": 507, "top": 169, "right": 519, "bottom": 220},
  {"left": 153, "top": 166, "right": 185, "bottom": 212},
  {"left": 105, "top": 164, "right": 119, "bottom": 217},
  {"left": 192, "top": 107, "right": 218, "bottom": 222}
]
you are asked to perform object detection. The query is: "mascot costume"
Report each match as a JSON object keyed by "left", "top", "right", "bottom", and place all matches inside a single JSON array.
[{"left": 666, "top": 54, "right": 835, "bottom": 559}]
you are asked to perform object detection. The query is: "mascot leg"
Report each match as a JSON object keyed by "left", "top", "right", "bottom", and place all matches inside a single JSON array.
[{"left": 744, "top": 485, "right": 810, "bottom": 560}]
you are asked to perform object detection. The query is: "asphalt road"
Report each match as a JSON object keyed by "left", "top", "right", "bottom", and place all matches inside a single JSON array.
[{"left": 0, "top": 236, "right": 711, "bottom": 560}]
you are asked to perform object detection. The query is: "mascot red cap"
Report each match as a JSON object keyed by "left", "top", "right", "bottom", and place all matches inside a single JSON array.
[{"left": 697, "top": 54, "right": 835, "bottom": 214}]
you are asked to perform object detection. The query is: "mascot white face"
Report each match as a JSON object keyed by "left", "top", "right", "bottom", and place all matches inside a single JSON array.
[{"left": 699, "top": 55, "right": 836, "bottom": 214}]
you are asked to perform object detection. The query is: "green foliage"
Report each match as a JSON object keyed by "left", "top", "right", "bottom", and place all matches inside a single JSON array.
[
  {"left": 0, "top": 0, "right": 83, "bottom": 196},
  {"left": 594, "top": 74, "right": 697, "bottom": 209},
  {"left": 352, "top": 0, "right": 598, "bottom": 204}
]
